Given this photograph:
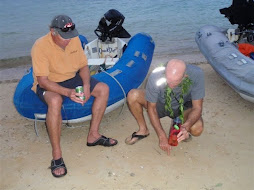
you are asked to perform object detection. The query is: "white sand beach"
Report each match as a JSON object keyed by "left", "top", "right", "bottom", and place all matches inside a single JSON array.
[{"left": 0, "top": 55, "right": 254, "bottom": 190}]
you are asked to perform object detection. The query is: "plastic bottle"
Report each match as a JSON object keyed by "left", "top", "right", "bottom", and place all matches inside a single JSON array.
[{"left": 168, "top": 117, "right": 181, "bottom": 146}]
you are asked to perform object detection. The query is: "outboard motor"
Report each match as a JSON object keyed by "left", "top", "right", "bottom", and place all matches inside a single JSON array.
[
  {"left": 220, "top": 0, "right": 254, "bottom": 43},
  {"left": 94, "top": 9, "right": 131, "bottom": 42}
]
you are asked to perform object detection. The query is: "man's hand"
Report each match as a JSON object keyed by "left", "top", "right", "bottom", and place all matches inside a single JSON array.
[
  {"left": 147, "top": 102, "right": 171, "bottom": 156},
  {"left": 159, "top": 137, "right": 171, "bottom": 156},
  {"left": 79, "top": 65, "right": 91, "bottom": 105},
  {"left": 68, "top": 89, "right": 86, "bottom": 105},
  {"left": 177, "top": 127, "right": 190, "bottom": 142},
  {"left": 83, "top": 85, "right": 91, "bottom": 104}
]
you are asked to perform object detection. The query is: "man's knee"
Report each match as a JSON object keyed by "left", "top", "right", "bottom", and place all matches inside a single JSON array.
[
  {"left": 46, "top": 93, "right": 63, "bottom": 109},
  {"left": 94, "top": 82, "right": 109, "bottom": 97},
  {"left": 190, "top": 118, "right": 204, "bottom": 136},
  {"left": 127, "top": 89, "right": 141, "bottom": 104}
]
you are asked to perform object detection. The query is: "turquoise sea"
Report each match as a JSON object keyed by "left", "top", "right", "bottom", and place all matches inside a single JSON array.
[{"left": 0, "top": 0, "right": 234, "bottom": 60}]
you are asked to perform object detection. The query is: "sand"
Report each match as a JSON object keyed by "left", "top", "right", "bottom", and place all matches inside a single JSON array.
[{"left": 0, "top": 55, "right": 254, "bottom": 190}]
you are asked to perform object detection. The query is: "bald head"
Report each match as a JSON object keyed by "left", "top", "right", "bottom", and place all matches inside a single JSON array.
[{"left": 165, "top": 59, "right": 186, "bottom": 89}]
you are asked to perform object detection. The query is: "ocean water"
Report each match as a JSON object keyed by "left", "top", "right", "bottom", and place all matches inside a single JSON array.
[{"left": 0, "top": 0, "right": 234, "bottom": 60}]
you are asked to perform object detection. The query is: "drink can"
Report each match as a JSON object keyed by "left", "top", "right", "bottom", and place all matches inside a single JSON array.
[{"left": 75, "top": 86, "right": 85, "bottom": 100}]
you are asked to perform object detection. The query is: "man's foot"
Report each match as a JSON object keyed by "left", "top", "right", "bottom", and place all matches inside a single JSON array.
[
  {"left": 49, "top": 157, "right": 67, "bottom": 178},
  {"left": 125, "top": 132, "right": 150, "bottom": 145},
  {"left": 87, "top": 135, "right": 118, "bottom": 147}
]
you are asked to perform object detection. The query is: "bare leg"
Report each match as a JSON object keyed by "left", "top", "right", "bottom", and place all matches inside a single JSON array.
[
  {"left": 183, "top": 109, "right": 204, "bottom": 136},
  {"left": 44, "top": 91, "right": 65, "bottom": 176},
  {"left": 87, "top": 82, "right": 116, "bottom": 144},
  {"left": 125, "top": 89, "right": 150, "bottom": 144}
]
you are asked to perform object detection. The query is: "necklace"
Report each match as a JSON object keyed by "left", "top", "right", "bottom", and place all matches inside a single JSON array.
[{"left": 164, "top": 76, "right": 192, "bottom": 123}]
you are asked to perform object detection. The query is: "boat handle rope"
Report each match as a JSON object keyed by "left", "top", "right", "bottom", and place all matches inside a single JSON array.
[{"left": 101, "top": 69, "right": 127, "bottom": 120}]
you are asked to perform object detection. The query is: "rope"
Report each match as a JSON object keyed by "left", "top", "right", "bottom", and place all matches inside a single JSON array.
[{"left": 101, "top": 68, "right": 127, "bottom": 120}]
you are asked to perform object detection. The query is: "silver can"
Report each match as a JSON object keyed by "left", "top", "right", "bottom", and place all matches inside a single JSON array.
[{"left": 75, "top": 86, "right": 85, "bottom": 100}]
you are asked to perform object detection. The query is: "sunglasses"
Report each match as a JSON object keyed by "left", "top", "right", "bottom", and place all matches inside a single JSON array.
[{"left": 55, "top": 23, "right": 75, "bottom": 32}]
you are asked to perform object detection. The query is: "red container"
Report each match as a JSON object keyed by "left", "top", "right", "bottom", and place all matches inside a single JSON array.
[{"left": 168, "top": 123, "right": 181, "bottom": 146}]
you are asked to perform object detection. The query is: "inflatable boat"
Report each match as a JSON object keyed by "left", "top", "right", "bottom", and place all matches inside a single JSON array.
[
  {"left": 195, "top": 1, "right": 254, "bottom": 103},
  {"left": 13, "top": 10, "right": 155, "bottom": 131}
]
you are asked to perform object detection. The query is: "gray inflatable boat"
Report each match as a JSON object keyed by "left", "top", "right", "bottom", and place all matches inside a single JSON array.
[{"left": 195, "top": 25, "right": 254, "bottom": 103}]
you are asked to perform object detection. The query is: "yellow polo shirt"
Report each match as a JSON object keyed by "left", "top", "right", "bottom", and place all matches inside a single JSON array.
[{"left": 31, "top": 32, "right": 87, "bottom": 92}]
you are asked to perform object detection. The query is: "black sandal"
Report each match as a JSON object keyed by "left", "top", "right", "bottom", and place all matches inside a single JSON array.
[
  {"left": 49, "top": 157, "right": 67, "bottom": 178},
  {"left": 87, "top": 135, "right": 118, "bottom": 147},
  {"left": 125, "top": 132, "right": 150, "bottom": 145}
]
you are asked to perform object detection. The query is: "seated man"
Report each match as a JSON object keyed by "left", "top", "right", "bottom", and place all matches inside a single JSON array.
[
  {"left": 125, "top": 59, "right": 204, "bottom": 155},
  {"left": 31, "top": 15, "right": 117, "bottom": 178}
]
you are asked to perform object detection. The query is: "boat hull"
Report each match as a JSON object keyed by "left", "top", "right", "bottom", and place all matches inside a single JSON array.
[
  {"left": 13, "top": 33, "right": 155, "bottom": 122},
  {"left": 195, "top": 25, "right": 254, "bottom": 103}
]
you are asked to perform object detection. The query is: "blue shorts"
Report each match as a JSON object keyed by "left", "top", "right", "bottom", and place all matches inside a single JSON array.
[{"left": 36, "top": 73, "right": 99, "bottom": 104}]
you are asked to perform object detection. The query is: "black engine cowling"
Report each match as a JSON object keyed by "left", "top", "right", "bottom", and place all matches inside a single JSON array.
[
  {"left": 94, "top": 9, "right": 131, "bottom": 42},
  {"left": 220, "top": 0, "right": 254, "bottom": 31}
]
